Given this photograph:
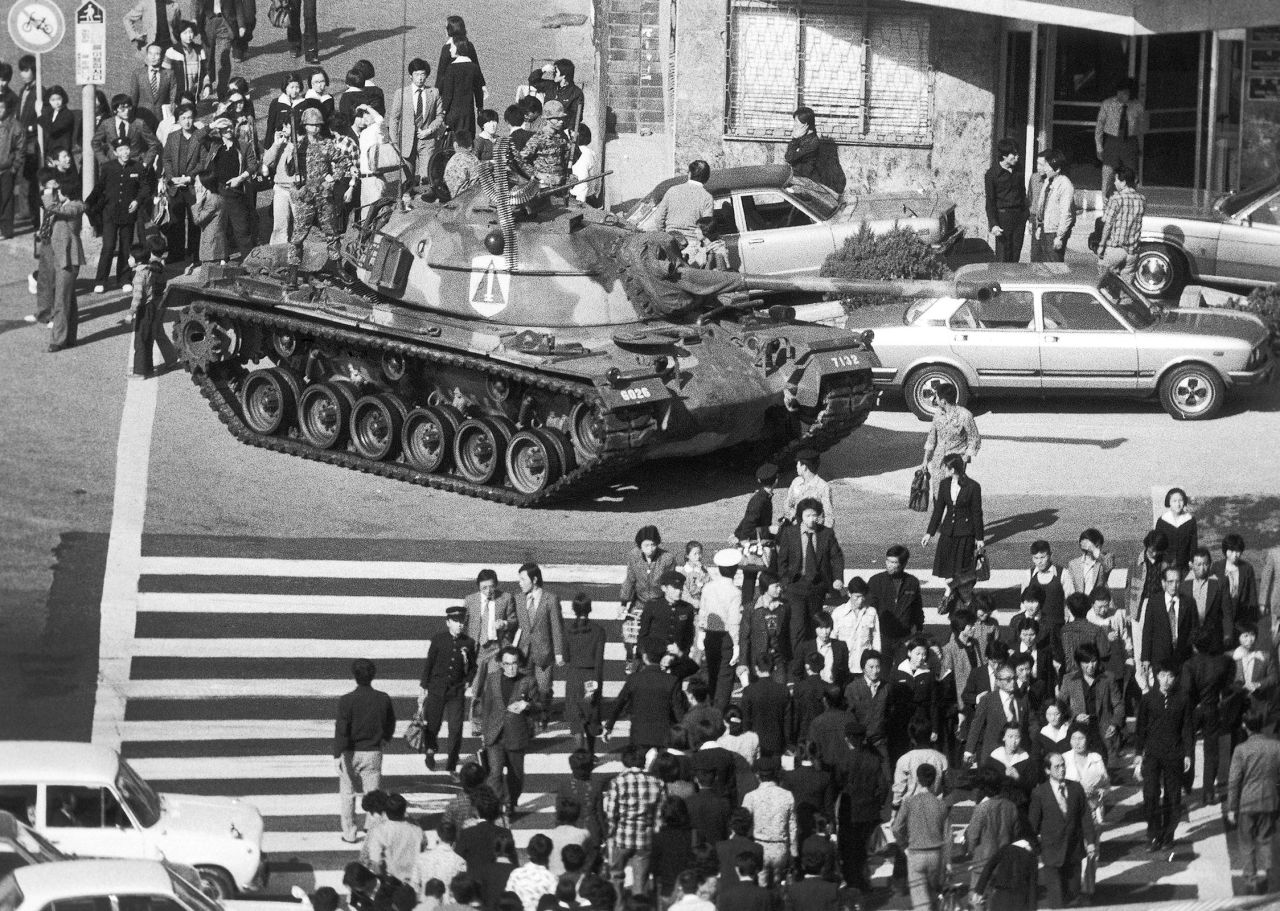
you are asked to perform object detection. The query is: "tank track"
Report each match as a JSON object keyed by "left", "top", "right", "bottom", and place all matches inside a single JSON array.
[{"left": 175, "top": 294, "right": 876, "bottom": 506}]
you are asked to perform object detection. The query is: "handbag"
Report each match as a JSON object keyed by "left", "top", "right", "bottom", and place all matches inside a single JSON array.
[
  {"left": 267, "top": 0, "right": 288, "bottom": 28},
  {"left": 974, "top": 550, "right": 991, "bottom": 582},
  {"left": 404, "top": 710, "right": 426, "bottom": 752},
  {"left": 908, "top": 468, "right": 930, "bottom": 512},
  {"left": 147, "top": 194, "right": 170, "bottom": 229}
]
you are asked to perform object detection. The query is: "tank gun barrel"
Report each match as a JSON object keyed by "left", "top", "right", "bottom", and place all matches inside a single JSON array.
[{"left": 739, "top": 274, "right": 1001, "bottom": 301}]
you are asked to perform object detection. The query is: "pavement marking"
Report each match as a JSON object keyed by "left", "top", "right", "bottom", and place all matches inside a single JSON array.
[
  {"left": 91, "top": 373, "right": 159, "bottom": 750},
  {"left": 122, "top": 678, "right": 625, "bottom": 700},
  {"left": 121, "top": 718, "right": 631, "bottom": 742},
  {"left": 136, "top": 556, "right": 1125, "bottom": 590},
  {"left": 129, "top": 638, "right": 634, "bottom": 659},
  {"left": 128, "top": 753, "right": 626, "bottom": 780}
]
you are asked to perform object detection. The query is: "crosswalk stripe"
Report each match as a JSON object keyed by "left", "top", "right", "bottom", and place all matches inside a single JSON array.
[
  {"left": 137, "top": 557, "right": 1125, "bottom": 591},
  {"left": 119, "top": 719, "right": 631, "bottom": 741},
  {"left": 129, "top": 639, "right": 634, "bottom": 660},
  {"left": 128, "top": 754, "right": 625, "bottom": 780},
  {"left": 122, "top": 679, "right": 627, "bottom": 700}
]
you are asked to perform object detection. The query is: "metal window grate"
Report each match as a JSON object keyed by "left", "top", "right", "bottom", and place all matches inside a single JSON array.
[{"left": 726, "top": 0, "right": 934, "bottom": 145}]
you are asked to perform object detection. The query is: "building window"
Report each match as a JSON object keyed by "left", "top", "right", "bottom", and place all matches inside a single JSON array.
[{"left": 726, "top": 0, "right": 934, "bottom": 145}]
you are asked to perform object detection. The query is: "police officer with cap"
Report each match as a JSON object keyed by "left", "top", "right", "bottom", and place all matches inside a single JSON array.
[
  {"left": 418, "top": 605, "right": 478, "bottom": 775},
  {"left": 699, "top": 548, "right": 745, "bottom": 709},
  {"left": 640, "top": 570, "right": 697, "bottom": 659}
]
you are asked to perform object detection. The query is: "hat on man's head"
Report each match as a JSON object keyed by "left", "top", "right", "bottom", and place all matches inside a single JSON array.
[
  {"left": 713, "top": 548, "right": 742, "bottom": 569},
  {"left": 111, "top": 137, "right": 131, "bottom": 149},
  {"left": 755, "top": 462, "right": 778, "bottom": 484},
  {"left": 542, "top": 100, "right": 567, "bottom": 120},
  {"left": 658, "top": 570, "right": 686, "bottom": 589},
  {"left": 445, "top": 605, "right": 468, "bottom": 622}
]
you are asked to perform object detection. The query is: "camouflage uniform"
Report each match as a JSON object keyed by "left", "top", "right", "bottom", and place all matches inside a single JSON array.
[
  {"left": 289, "top": 134, "right": 352, "bottom": 264},
  {"left": 519, "top": 124, "right": 571, "bottom": 192}
]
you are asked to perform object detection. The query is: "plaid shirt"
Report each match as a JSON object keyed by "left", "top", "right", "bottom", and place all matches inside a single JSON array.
[
  {"left": 332, "top": 132, "right": 360, "bottom": 183},
  {"left": 1099, "top": 186, "right": 1144, "bottom": 253},
  {"left": 603, "top": 768, "right": 666, "bottom": 851}
]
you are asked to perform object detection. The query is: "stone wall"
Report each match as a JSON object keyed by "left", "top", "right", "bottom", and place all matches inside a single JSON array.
[{"left": 672, "top": 3, "right": 1001, "bottom": 233}]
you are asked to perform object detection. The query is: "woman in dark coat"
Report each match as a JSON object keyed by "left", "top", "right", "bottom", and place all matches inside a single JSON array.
[
  {"left": 650, "top": 797, "right": 696, "bottom": 900},
  {"left": 440, "top": 38, "right": 484, "bottom": 138},
  {"left": 39, "top": 85, "right": 77, "bottom": 155},
  {"left": 435, "top": 15, "right": 485, "bottom": 92},
  {"left": 562, "top": 592, "right": 605, "bottom": 754},
  {"left": 1154, "top": 486, "right": 1198, "bottom": 575},
  {"left": 922, "top": 453, "right": 984, "bottom": 580}
]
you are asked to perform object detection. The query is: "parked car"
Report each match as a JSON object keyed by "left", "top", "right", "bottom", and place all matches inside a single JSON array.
[
  {"left": 625, "top": 164, "right": 961, "bottom": 277},
  {"left": 0, "top": 859, "right": 285, "bottom": 911},
  {"left": 819, "top": 262, "right": 1273, "bottom": 420},
  {"left": 0, "top": 812, "right": 68, "bottom": 879},
  {"left": 0, "top": 743, "right": 265, "bottom": 899},
  {"left": 1136, "top": 176, "right": 1280, "bottom": 299}
]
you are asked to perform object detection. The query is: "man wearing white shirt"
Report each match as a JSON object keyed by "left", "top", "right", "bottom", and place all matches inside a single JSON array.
[
  {"left": 1063, "top": 528, "right": 1115, "bottom": 598},
  {"left": 829, "top": 577, "right": 880, "bottom": 677},
  {"left": 668, "top": 870, "right": 716, "bottom": 911},
  {"left": 465, "top": 569, "right": 517, "bottom": 705},
  {"left": 700, "top": 549, "right": 744, "bottom": 710}
]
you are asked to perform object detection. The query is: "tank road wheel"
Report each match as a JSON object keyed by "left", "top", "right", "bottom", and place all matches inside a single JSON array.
[
  {"left": 570, "top": 402, "right": 608, "bottom": 463},
  {"left": 240, "top": 367, "right": 303, "bottom": 435},
  {"left": 540, "top": 427, "right": 577, "bottom": 476},
  {"left": 350, "top": 393, "right": 408, "bottom": 460},
  {"left": 298, "top": 380, "right": 358, "bottom": 449},
  {"left": 506, "top": 429, "right": 566, "bottom": 495},
  {"left": 454, "top": 416, "right": 515, "bottom": 485},
  {"left": 402, "top": 405, "right": 463, "bottom": 473}
]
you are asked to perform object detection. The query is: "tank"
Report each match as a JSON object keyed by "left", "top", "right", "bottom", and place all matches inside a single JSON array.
[{"left": 167, "top": 175, "right": 996, "bottom": 505}]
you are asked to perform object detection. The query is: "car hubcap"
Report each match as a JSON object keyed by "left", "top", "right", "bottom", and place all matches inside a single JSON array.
[
  {"left": 1174, "top": 374, "right": 1212, "bottom": 414},
  {"left": 1136, "top": 254, "right": 1170, "bottom": 294},
  {"left": 915, "top": 373, "right": 950, "bottom": 415}
]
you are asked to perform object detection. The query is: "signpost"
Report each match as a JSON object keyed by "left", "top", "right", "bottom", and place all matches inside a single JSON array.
[
  {"left": 8, "top": 0, "right": 65, "bottom": 198},
  {"left": 73, "top": 0, "right": 106, "bottom": 199}
]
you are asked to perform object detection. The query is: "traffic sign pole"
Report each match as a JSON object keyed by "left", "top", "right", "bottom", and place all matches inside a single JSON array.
[
  {"left": 82, "top": 84, "right": 94, "bottom": 200},
  {"left": 73, "top": 0, "right": 106, "bottom": 200}
]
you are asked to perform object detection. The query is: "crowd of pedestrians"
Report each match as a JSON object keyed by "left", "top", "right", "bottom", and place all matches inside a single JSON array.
[
  {"left": 329, "top": 463, "right": 1280, "bottom": 911},
  {"left": 2, "top": 14, "right": 593, "bottom": 361}
]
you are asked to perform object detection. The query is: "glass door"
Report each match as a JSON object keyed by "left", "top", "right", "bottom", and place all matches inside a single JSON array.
[
  {"left": 1139, "top": 33, "right": 1206, "bottom": 188},
  {"left": 1046, "top": 28, "right": 1135, "bottom": 191}
]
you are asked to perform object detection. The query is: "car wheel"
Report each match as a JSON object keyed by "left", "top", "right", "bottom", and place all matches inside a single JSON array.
[
  {"left": 1135, "top": 243, "right": 1189, "bottom": 300},
  {"left": 1159, "top": 363, "right": 1225, "bottom": 421},
  {"left": 905, "top": 365, "right": 969, "bottom": 422},
  {"left": 196, "top": 866, "right": 237, "bottom": 899}
]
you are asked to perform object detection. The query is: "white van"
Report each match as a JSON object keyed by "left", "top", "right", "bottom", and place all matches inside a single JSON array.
[{"left": 0, "top": 743, "right": 265, "bottom": 899}]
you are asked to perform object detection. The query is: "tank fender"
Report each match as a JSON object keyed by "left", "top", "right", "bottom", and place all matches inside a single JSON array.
[{"left": 792, "top": 342, "right": 878, "bottom": 408}]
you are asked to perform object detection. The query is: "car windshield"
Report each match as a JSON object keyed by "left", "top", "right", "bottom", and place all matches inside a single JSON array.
[
  {"left": 116, "top": 761, "right": 162, "bottom": 829},
  {"left": 1098, "top": 273, "right": 1158, "bottom": 329},
  {"left": 1218, "top": 179, "right": 1280, "bottom": 216},
  {"left": 169, "top": 863, "right": 223, "bottom": 911},
  {"left": 0, "top": 876, "right": 22, "bottom": 911},
  {"left": 785, "top": 177, "right": 840, "bottom": 221}
]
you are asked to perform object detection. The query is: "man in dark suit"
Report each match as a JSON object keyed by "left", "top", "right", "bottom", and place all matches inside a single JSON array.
[
  {"left": 742, "top": 657, "right": 792, "bottom": 758},
  {"left": 640, "top": 570, "right": 697, "bottom": 658},
  {"left": 772, "top": 496, "right": 844, "bottom": 656},
  {"left": 193, "top": 0, "right": 256, "bottom": 98},
  {"left": 1228, "top": 709, "right": 1280, "bottom": 894},
  {"left": 793, "top": 607, "right": 849, "bottom": 690},
  {"left": 1135, "top": 660, "right": 1194, "bottom": 849},
  {"left": 831, "top": 720, "right": 886, "bottom": 893},
  {"left": 92, "top": 95, "right": 162, "bottom": 168},
  {"left": 417, "top": 605, "right": 477, "bottom": 774},
  {"left": 1028, "top": 751, "right": 1098, "bottom": 908},
  {"left": 964, "top": 662, "right": 1028, "bottom": 765},
  {"left": 15, "top": 57, "right": 39, "bottom": 230},
  {"left": 127, "top": 44, "right": 174, "bottom": 128},
  {"left": 478, "top": 646, "right": 541, "bottom": 816},
  {"left": 687, "top": 767, "right": 733, "bottom": 845},
  {"left": 605, "top": 638, "right": 686, "bottom": 751},
  {"left": 844, "top": 649, "right": 901, "bottom": 771},
  {"left": 692, "top": 727, "right": 740, "bottom": 805},
  {"left": 1214, "top": 534, "right": 1260, "bottom": 635},
  {"left": 717, "top": 852, "right": 776, "bottom": 911},
  {"left": 465, "top": 568, "right": 518, "bottom": 703},
  {"left": 1182, "top": 629, "right": 1232, "bottom": 804},
  {"left": 333, "top": 658, "right": 396, "bottom": 842},
  {"left": 160, "top": 103, "right": 206, "bottom": 264},
  {"left": 514, "top": 563, "right": 564, "bottom": 725},
  {"left": 715, "top": 806, "right": 765, "bottom": 881},
  {"left": 1183, "top": 548, "right": 1228, "bottom": 652},
  {"left": 785, "top": 847, "right": 840, "bottom": 911},
  {"left": 808, "top": 684, "right": 855, "bottom": 769},
  {"left": 1142, "top": 565, "right": 1197, "bottom": 677},
  {"left": 867, "top": 544, "right": 924, "bottom": 666},
  {"left": 792, "top": 653, "right": 831, "bottom": 743}
]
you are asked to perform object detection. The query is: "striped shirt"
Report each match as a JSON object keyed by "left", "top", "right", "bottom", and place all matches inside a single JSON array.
[{"left": 1098, "top": 186, "right": 1145, "bottom": 253}]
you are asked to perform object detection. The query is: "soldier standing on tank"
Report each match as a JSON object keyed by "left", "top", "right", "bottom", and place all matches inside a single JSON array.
[
  {"left": 288, "top": 105, "right": 351, "bottom": 281},
  {"left": 418, "top": 605, "right": 477, "bottom": 778},
  {"left": 519, "top": 99, "right": 571, "bottom": 205}
]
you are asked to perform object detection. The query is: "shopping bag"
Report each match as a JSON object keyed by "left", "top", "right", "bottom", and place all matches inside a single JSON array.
[
  {"left": 974, "top": 551, "right": 991, "bottom": 582},
  {"left": 404, "top": 710, "right": 426, "bottom": 752},
  {"left": 908, "top": 468, "right": 930, "bottom": 512}
]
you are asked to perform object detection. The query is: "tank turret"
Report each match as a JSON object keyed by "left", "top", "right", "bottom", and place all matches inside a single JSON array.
[{"left": 167, "top": 168, "right": 993, "bottom": 504}]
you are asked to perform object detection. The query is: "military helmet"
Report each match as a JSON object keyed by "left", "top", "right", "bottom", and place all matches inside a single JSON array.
[
  {"left": 542, "top": 100, "right": 567, "bottom": 120},
  {"left": 301, "top": 107, "right": 325, "bottom": 126}
]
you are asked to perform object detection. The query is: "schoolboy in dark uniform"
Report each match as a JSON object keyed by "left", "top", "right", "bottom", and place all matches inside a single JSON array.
[{"left": 418, "top": 605, "right": 478, "bottom": 775}]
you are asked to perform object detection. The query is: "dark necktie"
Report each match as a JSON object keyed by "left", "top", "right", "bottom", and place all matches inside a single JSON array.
[
  {"left": 150, "top": 68, "right": 160, "bottom": 98},
  {"left": 1008, "top": 695, "right": 1019, "bottom": 725},
  {"left": 415, "top": 89, "right": 424, "bottom": 124},
  {"left": 120, "top": 121, "right": 128, "bottom": 142},
  {"left": 803, "top": 531, "right": 817, "bottom": 579},
  {"left": 1118, "top": 103, "right": 1129, "bottom": 141},
  {"left": 1168, "top": 596, "right": 1177, "bottom": 633}
]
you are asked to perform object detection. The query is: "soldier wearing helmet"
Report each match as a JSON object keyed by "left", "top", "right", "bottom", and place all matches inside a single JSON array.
[
  {"left": 519, "top": 98, "right": 571, "bottom": 203},
  {"left": 287, "top": 104, "right": 352, "bottom": 280}
]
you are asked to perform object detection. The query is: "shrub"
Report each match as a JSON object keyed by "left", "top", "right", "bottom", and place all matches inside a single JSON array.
[
  {"left": 1223, "top": 284, "right": 1280, "bottom": 352},
  {"left": 819, "top": 225, "right": 951, "bottom": 310}
]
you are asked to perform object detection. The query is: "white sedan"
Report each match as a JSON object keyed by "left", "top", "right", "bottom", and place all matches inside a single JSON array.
[{"left": 0, "top": 860, "right": 287, "bottom": 911}]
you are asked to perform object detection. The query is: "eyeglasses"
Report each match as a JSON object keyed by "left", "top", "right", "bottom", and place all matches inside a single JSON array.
[{"left": 996, "top": 676, "right": 1015, "bottom": 683}]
